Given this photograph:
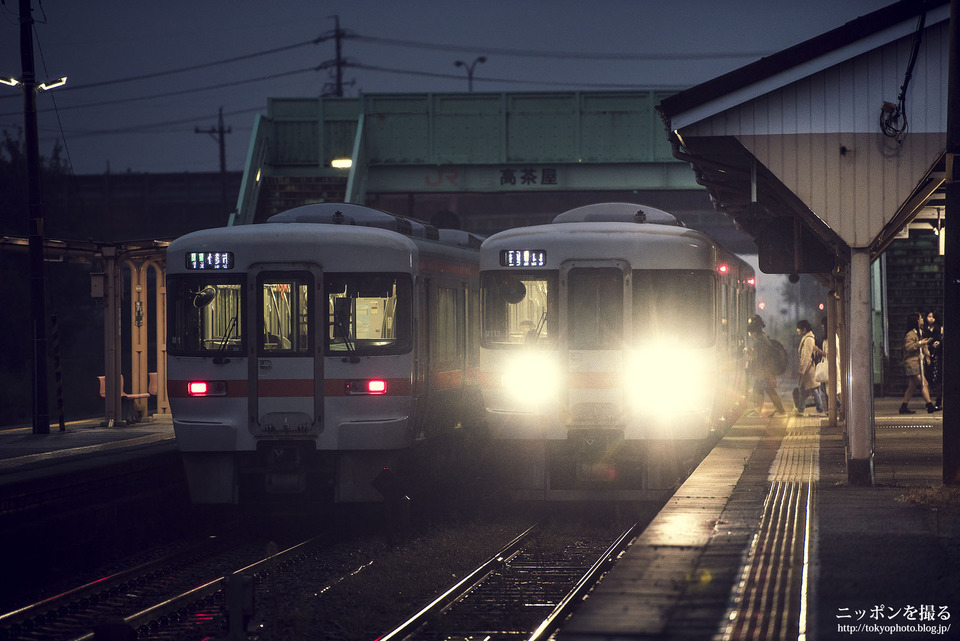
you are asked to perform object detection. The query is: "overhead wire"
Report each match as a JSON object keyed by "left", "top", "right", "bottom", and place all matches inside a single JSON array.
[
  {"left": 349, "top": 62, "right": 673, "bottom": 89},
  {"left": 350, "top": 33, "right": 772, "bottom": 61},
  {"left": 4, "top": 23, "right": 768, "bottom": 157}
]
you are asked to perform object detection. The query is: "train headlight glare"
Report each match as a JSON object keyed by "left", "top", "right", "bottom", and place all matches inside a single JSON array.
[
  {"left": 626, "top": 346, "right": 713, "bottom": 411},
  {"left": 502, "top": 351, "right": 559, "bottom": 406}
]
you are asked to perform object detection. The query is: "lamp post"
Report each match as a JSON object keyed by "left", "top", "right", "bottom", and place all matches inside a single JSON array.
[
  {"left": 454, "top": 56, "right": 486, "bottom": 92},
  {"left": 3, "top": 0, "right": 67, "bottom": 434}
]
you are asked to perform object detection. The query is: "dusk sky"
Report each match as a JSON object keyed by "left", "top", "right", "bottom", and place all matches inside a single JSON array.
[{"left": 0, "top": 1, "right": 894, "bottom": 175}]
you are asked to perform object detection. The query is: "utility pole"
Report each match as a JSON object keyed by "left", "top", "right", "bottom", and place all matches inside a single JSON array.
[
  {"left": 943, "top": 0, "right": 960, "bottom": 484},
  {"left": 19, "top": 0, "right": 50, "bottom": 434},
  {"left": 195, "top": 107, "right": 232, "bottom": 211},
  {"left": 332, "top": 15, "right": 344, "bottom": 97}
]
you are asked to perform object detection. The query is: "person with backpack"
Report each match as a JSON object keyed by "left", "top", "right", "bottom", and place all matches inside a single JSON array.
[
  {"left": 901, "top": 311, "right": 938, "bottom": 414},
  {"left": 793, "top": 319, "right": 825, "bottom": 416},
  {"left": 745, "top": 314, "right": 787, "bottom": 416}
]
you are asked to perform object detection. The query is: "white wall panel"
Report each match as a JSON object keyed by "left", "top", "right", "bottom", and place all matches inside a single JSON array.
[{"left": 681, "top": 20, "right": 948, "bottom": 248}]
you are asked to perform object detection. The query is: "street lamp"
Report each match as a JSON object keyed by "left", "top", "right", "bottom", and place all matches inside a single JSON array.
[{"left": 454, "top": 56, "right": 486, "bottom": 92}]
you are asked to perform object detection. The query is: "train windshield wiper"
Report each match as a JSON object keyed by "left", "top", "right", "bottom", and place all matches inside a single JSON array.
[
  {"left": 213, "top": 315, "right": 237, "bottom": 364},
  {"left": 335, "top": 317, "right": 360, "bottom": 363},
  {"left": 534, "top": 310, "right": 547, "bottom": 341}
]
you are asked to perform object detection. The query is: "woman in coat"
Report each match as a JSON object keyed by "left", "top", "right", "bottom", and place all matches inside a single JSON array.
[
  {"left": 901, "top": 312, "right": 938, "bottom": 414},
  {"left": 793, "top": 319, "right": 824, "bottom": 416}
]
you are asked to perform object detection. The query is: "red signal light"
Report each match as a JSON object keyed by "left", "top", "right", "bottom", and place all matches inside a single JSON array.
[{"left": 718, "top": 264, "right": 729, "bottom": 274}]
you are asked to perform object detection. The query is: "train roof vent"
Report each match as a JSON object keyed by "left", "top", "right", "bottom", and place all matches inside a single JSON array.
[
  {"left": 267, "top": 203, "right": 436, "bottom": 237},
  {"left": 437, "top": 228, "right": 484, "bottom": 249},
  {"left": 552, "top": 202, "right": 681, "bottom": 226}
]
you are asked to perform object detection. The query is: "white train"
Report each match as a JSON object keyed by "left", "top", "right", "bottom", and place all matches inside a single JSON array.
[
  {"left": 478, "top": 203, "right": 755, "bottom": 499},
  {"left": 165, "top": 203, "right": 482, "bottom": 506}
]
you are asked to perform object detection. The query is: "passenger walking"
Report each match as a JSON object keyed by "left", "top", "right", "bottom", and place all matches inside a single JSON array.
[
  {"left": 793, "top": 319, "right": 824, "bottom": 416},
  {"left": 744, "top": 314, "right": 787, "bottom": 416},
  {"left": 923, "top": 310, "right": 943, "bottom": 410},
  {"left": 901, "top": 312, "right": 938, "bottom": 414},
  {"left": 816, "top": 316, "right": 841, "bottom": 411}
]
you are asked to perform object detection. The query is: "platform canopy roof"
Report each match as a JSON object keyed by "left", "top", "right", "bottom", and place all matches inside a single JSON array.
[{"left": 657, "top": 0, "right": 950, "bottom": 273}]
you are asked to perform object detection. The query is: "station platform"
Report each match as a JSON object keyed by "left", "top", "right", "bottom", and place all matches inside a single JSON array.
[
  {"left": 559, "top": 397, "right": 959, "bottom": 640},
  {"left": 0, "top": 413, "right": 175, "bottom": 485}
]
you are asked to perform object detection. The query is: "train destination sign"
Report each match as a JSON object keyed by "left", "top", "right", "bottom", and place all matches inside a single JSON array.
[
  {"left": 500, "top": 249, "right": 546, "bottom": 267},
  {"left": 186, "top": 251, "right": 234, "bottom": 270}
]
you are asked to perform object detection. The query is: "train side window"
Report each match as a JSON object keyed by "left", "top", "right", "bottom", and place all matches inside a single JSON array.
[
  {"left": 431, "top": 287, "right": 458, "bottom": 366},
  {"left": 260, "top": 275, "right": 311, "bottom": 354},
  {"left": 168, "top": 276, "right": 244, "bottom": 356}
]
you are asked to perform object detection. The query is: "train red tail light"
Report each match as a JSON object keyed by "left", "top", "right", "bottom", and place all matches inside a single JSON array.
[
  {"left": 346, "top": 379, "right": 388, "bottom": 395},
  {"left": 187, "top": 381, "right": 227, "bottom": 396}
]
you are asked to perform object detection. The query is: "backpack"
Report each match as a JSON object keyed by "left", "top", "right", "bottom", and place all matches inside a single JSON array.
[{"left": 768, "top": 338, "right": 788, "bottom": 375}]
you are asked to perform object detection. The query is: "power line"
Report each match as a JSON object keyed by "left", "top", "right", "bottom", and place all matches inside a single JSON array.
[
  {"left": 0, "top": 65, "right": 326, "bottom": 118},
  {"left": 0, "top": 36, "right": 327, "bottom": 99},
  {"left": 350, "top": 33, "right": 772, "bottom": 61},
  {"left": 348, "top": 62, "right": 679, "bottom": 89}
]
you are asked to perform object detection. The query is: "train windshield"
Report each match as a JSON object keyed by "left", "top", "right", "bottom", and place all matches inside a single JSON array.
[
  {"left": 326, "top": 273, "right": 412, "bottom": 355},
  {"left": 480, "top": 273, "right": 556, "bottom": 348},
  {"left": 168, "top": 276, "right": 244, "bottom": 356},
  {"left": 633, "top": 270, "right": 716, "bottom": 346}
]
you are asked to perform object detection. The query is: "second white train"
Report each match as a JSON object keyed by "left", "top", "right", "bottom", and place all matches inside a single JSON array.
[{"left": 478, "top": 203, "right": 756, "bottom": 499}]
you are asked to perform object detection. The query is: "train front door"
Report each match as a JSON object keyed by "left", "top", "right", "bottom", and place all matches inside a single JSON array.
[
  {"left": 253, "top": 269, "right": 323, "bottom": 433},
  {"left": 559, "top": 260, "right": 631, "bottom": 427}
]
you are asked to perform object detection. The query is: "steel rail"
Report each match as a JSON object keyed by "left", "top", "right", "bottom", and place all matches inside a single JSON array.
[
  {"left": 376, "top": 522, "right": 540, "bottom": 641},
  {"left": 0, "top": 536, "right": 220, "bottom": 628},
  {"left": 526, "top": 522, "right": 638, "bottom": 641},
  {"left": 70, "top": 536, "right": 320, "bottom": 641}
]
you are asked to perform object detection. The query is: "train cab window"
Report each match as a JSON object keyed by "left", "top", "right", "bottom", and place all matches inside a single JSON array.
[
  {"left": 568, "top": 268, "right": 623, "bottom": 350},
  {"left": 260, "top": 275, "right": 311, "bottom": 354},
  {"left": 167, "top": 276, "right": 244, "bottom": 356},
  {"left": 480, "top": 273, "right": 556, "bottom": 348},
  {"left": 325, "top": 273, "right": 411, "bottom": 355},
  {"left": 632, "top": 270, "right": 716, "bottom": 346}
]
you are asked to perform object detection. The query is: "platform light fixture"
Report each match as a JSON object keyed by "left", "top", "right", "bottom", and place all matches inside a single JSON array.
[
  {"left": 37, "top": 76, "right": 67, "bottom": 91},
  {"left": 0, "top": 76, "right": 21, "bottom": 87},
  {"left": 331, "top": 158, "right": 353, "bottom": 169}
]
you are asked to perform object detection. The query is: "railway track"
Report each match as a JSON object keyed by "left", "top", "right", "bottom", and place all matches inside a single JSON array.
[
  {"left": 378, "top": 520, "right": 638, "bottom": 641},
  {"left": 0, "top": 534, "right": 326, "bottom": 641}
]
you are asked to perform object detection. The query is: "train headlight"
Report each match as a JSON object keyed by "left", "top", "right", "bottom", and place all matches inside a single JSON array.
[
  {"left": 501, "top": 351, "right": 560, "bottom": 407},
  {"left": 626, "top": 346, "right": 713, "bottom": 411}
]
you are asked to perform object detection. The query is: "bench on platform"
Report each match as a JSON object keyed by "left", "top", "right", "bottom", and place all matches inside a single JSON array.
[{"left": 97, "top": 373, "right": 156, "bottom": 423}]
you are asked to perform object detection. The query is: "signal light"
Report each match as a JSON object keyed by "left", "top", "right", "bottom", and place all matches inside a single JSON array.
[
  {"left": 718, "top": 264, "right": 729, "bottom": 274},
  {"left": 346, "top": 379, "right": 388, "bottom": 395},
  {"left": 746, "top": 277, "right": 756, "bottom": 286}
]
